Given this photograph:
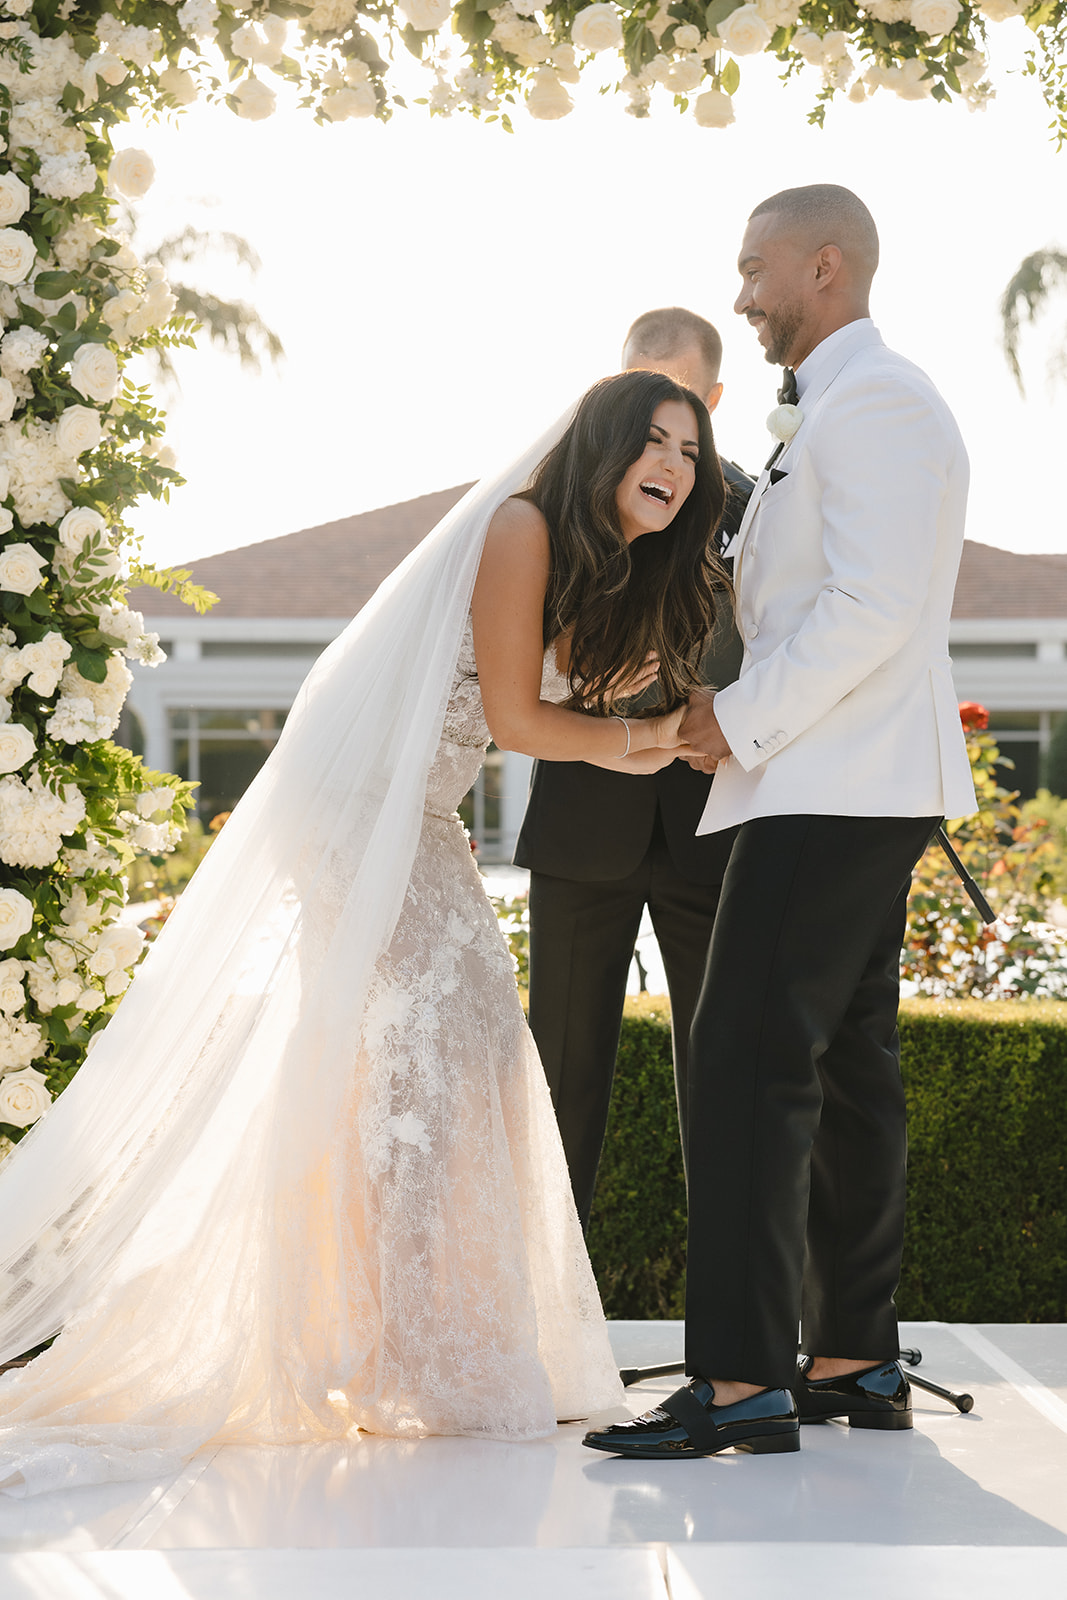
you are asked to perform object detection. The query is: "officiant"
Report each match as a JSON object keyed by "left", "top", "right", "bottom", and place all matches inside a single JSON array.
[{"left": 514, "top": 307, "right": 754, "bottom": 1226}]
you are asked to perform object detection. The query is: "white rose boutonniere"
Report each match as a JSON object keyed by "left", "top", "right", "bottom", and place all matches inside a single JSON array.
[{"left": 767, "top": 403, "right": 803, "bottom": 444}]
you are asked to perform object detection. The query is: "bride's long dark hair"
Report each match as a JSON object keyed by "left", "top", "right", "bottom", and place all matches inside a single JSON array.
[{"left": 523, "top": 370, "right": 728, "bottom": 717}]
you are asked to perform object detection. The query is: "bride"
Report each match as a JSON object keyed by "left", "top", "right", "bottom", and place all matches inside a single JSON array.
[{"left": 0, "top": 370, "right": 726, "bottom": 1497}]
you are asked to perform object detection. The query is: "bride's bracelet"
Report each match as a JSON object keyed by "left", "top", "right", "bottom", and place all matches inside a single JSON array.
[{"left": 612, "top": 714, "right": 631, "bottom": 759}]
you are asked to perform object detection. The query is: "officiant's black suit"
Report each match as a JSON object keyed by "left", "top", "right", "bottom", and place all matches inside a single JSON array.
[{"left": 514, "top": 461, "right": 754, "bottom": 1224}]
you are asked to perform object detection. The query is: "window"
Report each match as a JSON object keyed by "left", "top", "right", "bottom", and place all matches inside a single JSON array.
[
  {"left": 459, "top": 745, "right": 504, "bottom": 861},
  {"left": 200, "top": 642, "right": 325, "bottom": 659},
  {"left": 987, "top": 711, "right": 1050, "bottom": 801},
  {"left": 168, "top": 708, "right": 287, "bottom": 822},
  {"left": 950, "top": 642, "right": 1037, "bottom": 658}
]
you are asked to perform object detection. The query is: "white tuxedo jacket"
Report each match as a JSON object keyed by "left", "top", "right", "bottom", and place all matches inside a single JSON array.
[{"left": 698, "top": 320, "right": 976, "bottom": 835}]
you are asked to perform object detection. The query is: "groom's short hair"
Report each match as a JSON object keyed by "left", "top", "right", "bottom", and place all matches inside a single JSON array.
[
  {"left": 750, "top": 184, "right": 879, "bottom": 283},
  {"left": 622, "top": 307, "right": 723, "bottom": 387}
]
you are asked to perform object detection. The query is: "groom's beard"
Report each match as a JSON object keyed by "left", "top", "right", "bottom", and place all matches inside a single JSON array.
[{"left": 760, "top": 301, "right": 806, "bottom": 367}]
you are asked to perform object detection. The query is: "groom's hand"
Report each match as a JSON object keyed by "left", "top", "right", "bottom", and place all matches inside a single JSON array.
[{"left": 680, "top": 687, "right": 732, "bottom": 772}]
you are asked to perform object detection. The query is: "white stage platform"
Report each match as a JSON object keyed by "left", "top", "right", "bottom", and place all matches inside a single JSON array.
[{"left": 1, "top": 1321, "right": 1065, "bottom": 1598}]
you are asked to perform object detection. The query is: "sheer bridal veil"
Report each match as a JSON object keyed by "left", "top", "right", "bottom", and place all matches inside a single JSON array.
[{"left": 0, "top": 407, "right": 573, "bottom": 1496}]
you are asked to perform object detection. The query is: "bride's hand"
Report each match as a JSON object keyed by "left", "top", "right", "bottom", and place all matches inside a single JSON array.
[
  {"left": 602, "top": 651, "right": 660, "bottom": 703},
  {"left": 622, "top": 744, "right": 689, "bottom": 774}
]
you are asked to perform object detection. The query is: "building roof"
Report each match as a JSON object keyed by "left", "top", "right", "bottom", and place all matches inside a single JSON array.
[
  {"left": 128, "top": 484, "right": 474, "bottom": 620},
  {"left": 129, "top": 501, "right": 1067, "bottom": 626},
  {"left": 952, "top": 541, "right": 1067, "bottom": 620}
]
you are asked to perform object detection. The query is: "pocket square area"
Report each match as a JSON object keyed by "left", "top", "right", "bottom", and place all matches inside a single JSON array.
[{"left": 769, "top": 468, "right": 789, "bottom": 485}]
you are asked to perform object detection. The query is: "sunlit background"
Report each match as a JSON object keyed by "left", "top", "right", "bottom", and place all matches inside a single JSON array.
[{"left": 123, "top": 19, "right": 1066, "bottom": 570}]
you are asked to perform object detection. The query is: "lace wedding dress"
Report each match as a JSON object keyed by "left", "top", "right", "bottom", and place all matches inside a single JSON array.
[{"left": 0, "top": 411, "right": 622, "bottom": 1498}]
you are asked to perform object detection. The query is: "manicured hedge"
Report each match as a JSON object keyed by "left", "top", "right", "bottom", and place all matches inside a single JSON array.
[{"left": 587, "top": 996, "right": 1067, "bottom": 1324}]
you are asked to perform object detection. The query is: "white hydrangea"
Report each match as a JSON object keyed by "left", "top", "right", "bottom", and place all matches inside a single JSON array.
[
  {"left": 176, "top": 0, "right": 219, "bottom": 41},
  {"left": 887, "top": 57, "right": 933, "bottom": 99},
  {"left": 56, "top": 655, "right": 132, "bottom": 738},
  {"left": 491, "top": 5, "right": 553, "bottom": 65},
  {"left": 0, "top": 956, "right": 25, "bottom": 1014},
  {"left": 0, "top": 326, "right": 47, "bottom": 377},
  {"left": 322, "top": 83, "right": 377, "bottom": 120},
  {"left": 0, "top": 766, "right": 86, "bottom": 869},
  {"left": 754, "top": 0, "right": 803, "bottom": 25},
  {"left": 36, "top": 152, "right": 97, "bottom": 202},
  {"left": 59, "top": 884, "right": 108, "bottom": 940},
  {"left": 129, "top": 632, "right": 166, "bottom": 666},
  {"left": 304, "top": 0, "right": 359, "bottom": 27},
  {"left": 60, "top": 830, "right": 119, "bottom": 878},
  {"left": 0, "top": 416, "right": 74, "bottom": 526},
  {"left": 665, "top": 55, "right": 704, "bottom": 93},
  {"left": 24, "top": 957, "right": 83, "bottom": 1014},
  {"left": 53, "top": 217, "right": 104, "bottom": 274},
  {"left": 0, "top": 1025, "right": 46, "bottom": 1082},
  {"left": 112, "top": 25, "right": 162, "bottom": 69}
]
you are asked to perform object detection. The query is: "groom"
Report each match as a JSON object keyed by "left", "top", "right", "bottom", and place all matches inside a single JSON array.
[{"left": 585, "top": 184, "right": 976, "bottom": 1459}]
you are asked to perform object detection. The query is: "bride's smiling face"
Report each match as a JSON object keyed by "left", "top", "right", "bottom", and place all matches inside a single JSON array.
[{"left": 614, "top": 400, "right": 700, "bottom": 545}]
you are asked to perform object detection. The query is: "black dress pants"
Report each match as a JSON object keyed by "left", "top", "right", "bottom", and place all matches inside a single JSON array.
[
  {"left": 527, "top": 817, "right": 731, "bottom": 1227},
  {"left": 684, "top": 812, "right": 939, "bottom": 1391}
]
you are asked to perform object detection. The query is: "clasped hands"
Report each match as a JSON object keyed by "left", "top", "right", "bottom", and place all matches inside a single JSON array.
[{"left": 654, "top": 686, "right": 732, "bottom": 774}]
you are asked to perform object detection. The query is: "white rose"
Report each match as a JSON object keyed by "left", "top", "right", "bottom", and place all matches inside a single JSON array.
[
  {"left": 888, "top": 57, "right": 933, "bottom": 99},
  {"left": 0, "top": 377, "right": 14, "bottom": 422},
  {"left": 158, "top": 65, "right": 198, "bottom": 105},
  {"left": 767, "top": 402, "right": 803, "bottom": 441},
  {"left": 110, "top": 148, "right": 155, "bottom": 200},
  {"left": 956, "top": 49, "right": 988, "bottom": 89},
  {"left": 83, "top": 51, "right": 128, "bottom": 90},
  {"left": 0, "top": 1066, "right": 50, "bottom": 1128},
  {"left": 0, "top": 723, "right": 33, "bottom": 775},
  {"left": 910, "top": 0, "right": 961, "bottom": 32},
  {"left": 525, "top": 67, "right": 574, "bottom": 120},
  {"left": 55, "top": 405, "right": 103, "bottom": 457},
  {"left": 58, "top": 506, "right": 106, "bottom": 553},
  {"left": 0, "top": 173, "right": 30, "bottom": 228},
  {"left": 397, "top": 0, "right": 451, "bottom": 28},
  {"left": 0, "top": 887, "right": 32, "bottom": 949},
  {"left": 571, "top": 2, "right": 623, "bottom": 52},
  {"left": 792, "top": 29, "right": 826, "bottom": 63},
  {"left": 693, "top": 87, "right": 737, "bottom": 127},
  {"left": 848, "top": 78, "right": 868, "bottom": 102},
  {"left": 718, "top": 4, "right": 773, "bottom": 56},
  {"left": 976, "top": 0, "right": 1025, "bottom": 17},
  {"left": 0, "top": 544, "right": 48, "bottom": 597},
  {"left": 322, "top": 83, "right": 377, "bottom": 120},
  {"left": 97, "top": 922, "right": 144, "bottom": 969},
  {"left": 69, "top": 343, "right": 119, "bottom": 404},
  {"left": 665, "top": 56, "right": 704, "bottom": 92},
  {"left": 233, "top": 76, "right": 277, "bottom": 120},
  {"left": 673, "top": 22, "right": 702, "bottom": 48},
  {"left": 0, "top": 229, "right": 35, "bottom": 287},
  {"left": 0, "top": 971, "right": 24, "bottom": 1013}
]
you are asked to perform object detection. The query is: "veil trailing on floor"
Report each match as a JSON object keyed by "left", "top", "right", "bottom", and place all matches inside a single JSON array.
[{"left": 0, "top": 406, "right": 585, "bottom": 1497}]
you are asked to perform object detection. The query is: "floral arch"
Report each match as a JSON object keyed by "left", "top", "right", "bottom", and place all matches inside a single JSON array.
[{"left": 0, "top": 0, "right": 1063, "bottom": 1144}]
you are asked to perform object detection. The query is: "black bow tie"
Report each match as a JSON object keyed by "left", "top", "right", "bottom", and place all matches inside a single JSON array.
[{"left": 777, "top": 367, "right": 798, "bottom": 406}]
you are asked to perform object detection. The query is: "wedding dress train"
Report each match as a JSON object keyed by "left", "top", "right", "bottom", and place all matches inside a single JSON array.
[{"left": 0, "top": 411, "right": 622, "bottom": 1497}]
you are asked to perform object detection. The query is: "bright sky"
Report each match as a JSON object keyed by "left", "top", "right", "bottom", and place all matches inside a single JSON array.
[{"left": 124, "top": 22, "right": 1067, "bottom": 572}]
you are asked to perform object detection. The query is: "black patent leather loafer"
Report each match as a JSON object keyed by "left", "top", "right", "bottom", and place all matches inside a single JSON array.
[
  {"left": 582, "top": 1378, "right": 800, "bottom": 1459},
  {"left": 793, "top": 1356, "right": 913, "bottom": 1430}
]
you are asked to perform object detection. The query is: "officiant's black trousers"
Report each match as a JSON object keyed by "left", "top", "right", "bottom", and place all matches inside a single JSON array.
[{"left": 684, "top": 812, "right": 939, "bottom": 1392}]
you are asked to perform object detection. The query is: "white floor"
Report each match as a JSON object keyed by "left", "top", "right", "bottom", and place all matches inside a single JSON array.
[{"left": 1, "top": 1321, "right": 1065, "bottom": 1598}]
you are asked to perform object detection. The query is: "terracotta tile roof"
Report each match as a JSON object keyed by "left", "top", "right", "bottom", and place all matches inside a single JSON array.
[
  {"left": 952, "top": 540, "right": 1067, "bottom": 619},
  {"left": 127, "top": 484, "right": 474, "bottom": 620},
  {"left": 129, "top": 499, "right": 1067, "bottom": 626}
]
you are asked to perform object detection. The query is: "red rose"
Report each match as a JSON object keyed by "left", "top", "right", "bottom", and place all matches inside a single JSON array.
[{"left": 959, "top": 701, "right": 989, "bottom": 731}]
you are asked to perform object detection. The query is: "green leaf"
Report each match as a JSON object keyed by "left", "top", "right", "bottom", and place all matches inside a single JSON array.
[
  {"left": 721, "top": 56, "right": 741, "bottom": 94},
  {"left": 71, "top": 643, "right": 109, "bottom": 685},
  {"left": 33, "top": 270, "right": 80, "bottom": 300},
  {"left": 50, "top": 301, "right": 78, "bottom": 334},
  {"left": 706, "top": 0, "right": 742, "bottom": 31}
]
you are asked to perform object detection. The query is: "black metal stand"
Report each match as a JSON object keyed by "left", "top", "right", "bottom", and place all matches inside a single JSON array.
[{"left": 619, "top": 1347, "right": 974, "bottom": 1414}]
